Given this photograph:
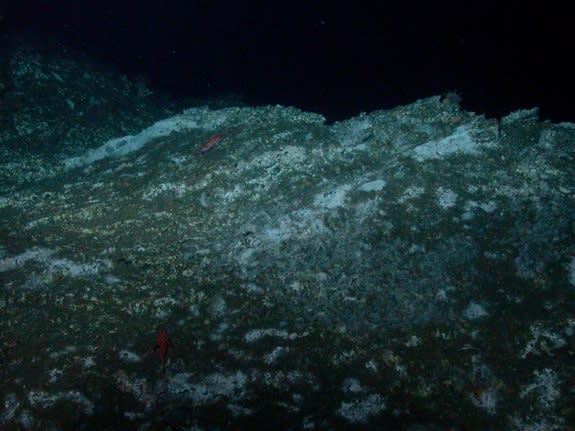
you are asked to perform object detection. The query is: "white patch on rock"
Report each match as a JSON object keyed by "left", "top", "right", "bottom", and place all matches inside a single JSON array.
[
  {"left": 153, "top": 296, "right": 177, "bottom": 318},
  {"left": 1, "top": 393, "right": 20, "bottom": 421},
  {"left": 338, "top": 115, "right": 372, "bottom": 150},
  {"left": 463, "top": 302, "right": 489, "bottom": 320},
  {"left": 337, "top": 393, "right": 386, "bottom": 423},
  {"left": 314, "top": 184, "right": 352, "bottom": 209},
  {"left": 64, "top": 108, "right": 228, "bottom": 169},
  {"left": 119, "top": 350, "right": 142, "bottom": 363},
  {"left": 28, "top": 390, "right": 94, "bottom": 415},
  {"left": 263, "top": 346, "right": 290, "bottom": 364},
  {"left": 520, "top": 368, "right": 560, "bottom": 410},
  {"left": 244, "top": 328, "right": 304, "bottom": 343},
  {"left": 436, "top": 187, "right": 457, "bottom": 209},
  {"left": 27, "top": 391, "right": 57, "bottom": 410},
  {"left": 463, "top": 200, "right": 497, "bottom": 220},
  {"left": 0, "top": 248, "right": 54, "bottom": 272},
  {"left": 0, "top": 248, "right": 110, "bottom": 285},
  {"left": 398, "top": 185, "right": 425, "bottom": 203},
  {"left": 519, "top": 324, "right": 567, "bottom": 358},
  {"left": 260, "top": 209, "right": 330, "bottom": 247},
  {"left": 142, "top": 182, "right": 189, "bottom": 200},
  {"left": 358, "top": 179, "right": 386, "bottom": 192},
  {"left": 167, "top": 371, "right": 248, "bottom": 405},
  {"left": 47, "top": 257, "right": 108, "bottom": 278},
  {"left": 342, "top": 378, "right": 364, "bottom": 393},
  {"left": 412, "top": 125, "right": 496, "bottom": 161}
]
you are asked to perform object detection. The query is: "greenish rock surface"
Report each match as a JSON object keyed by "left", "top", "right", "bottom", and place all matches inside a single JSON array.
[{"left": 1, "top": 40, "right": 574, "bottom": 431}]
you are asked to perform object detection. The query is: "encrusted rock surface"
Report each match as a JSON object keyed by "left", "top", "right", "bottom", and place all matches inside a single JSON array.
[{"left": 1, "top": 41, "right": 574, "bottom": 430}]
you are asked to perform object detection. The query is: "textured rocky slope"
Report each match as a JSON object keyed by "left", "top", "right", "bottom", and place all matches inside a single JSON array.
[{"left": 1, "top": 41, "right": 574, "bottom": 430}]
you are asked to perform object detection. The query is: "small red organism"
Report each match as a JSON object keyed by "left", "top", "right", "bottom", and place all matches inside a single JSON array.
[
  {"left": 199, "top": 134, "right": 223, "bottom": 153},
  {"left": 153, "top": 329, "right": 171, "bottom": 366}
]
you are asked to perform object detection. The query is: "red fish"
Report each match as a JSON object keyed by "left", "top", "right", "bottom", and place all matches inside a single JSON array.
[
  {"left": 153, "top": 329, "right": 171, "bottom": 366},
  {"left": 199, "top": 134, "right": 223, "bottom": 153}
]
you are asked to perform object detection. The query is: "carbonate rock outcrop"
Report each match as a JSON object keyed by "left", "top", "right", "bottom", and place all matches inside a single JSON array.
[{"left": 1, "top": 42, "right": 574, "bottom": 431}]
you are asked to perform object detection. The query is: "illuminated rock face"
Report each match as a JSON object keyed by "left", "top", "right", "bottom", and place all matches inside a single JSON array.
[{"left": 1, "top": 44, "right": 574, "bottom": 430}]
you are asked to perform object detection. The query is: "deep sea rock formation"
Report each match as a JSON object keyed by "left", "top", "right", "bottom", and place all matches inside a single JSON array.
[{"left": 1, "top": 40, "right": 574, "bottom": 430}]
